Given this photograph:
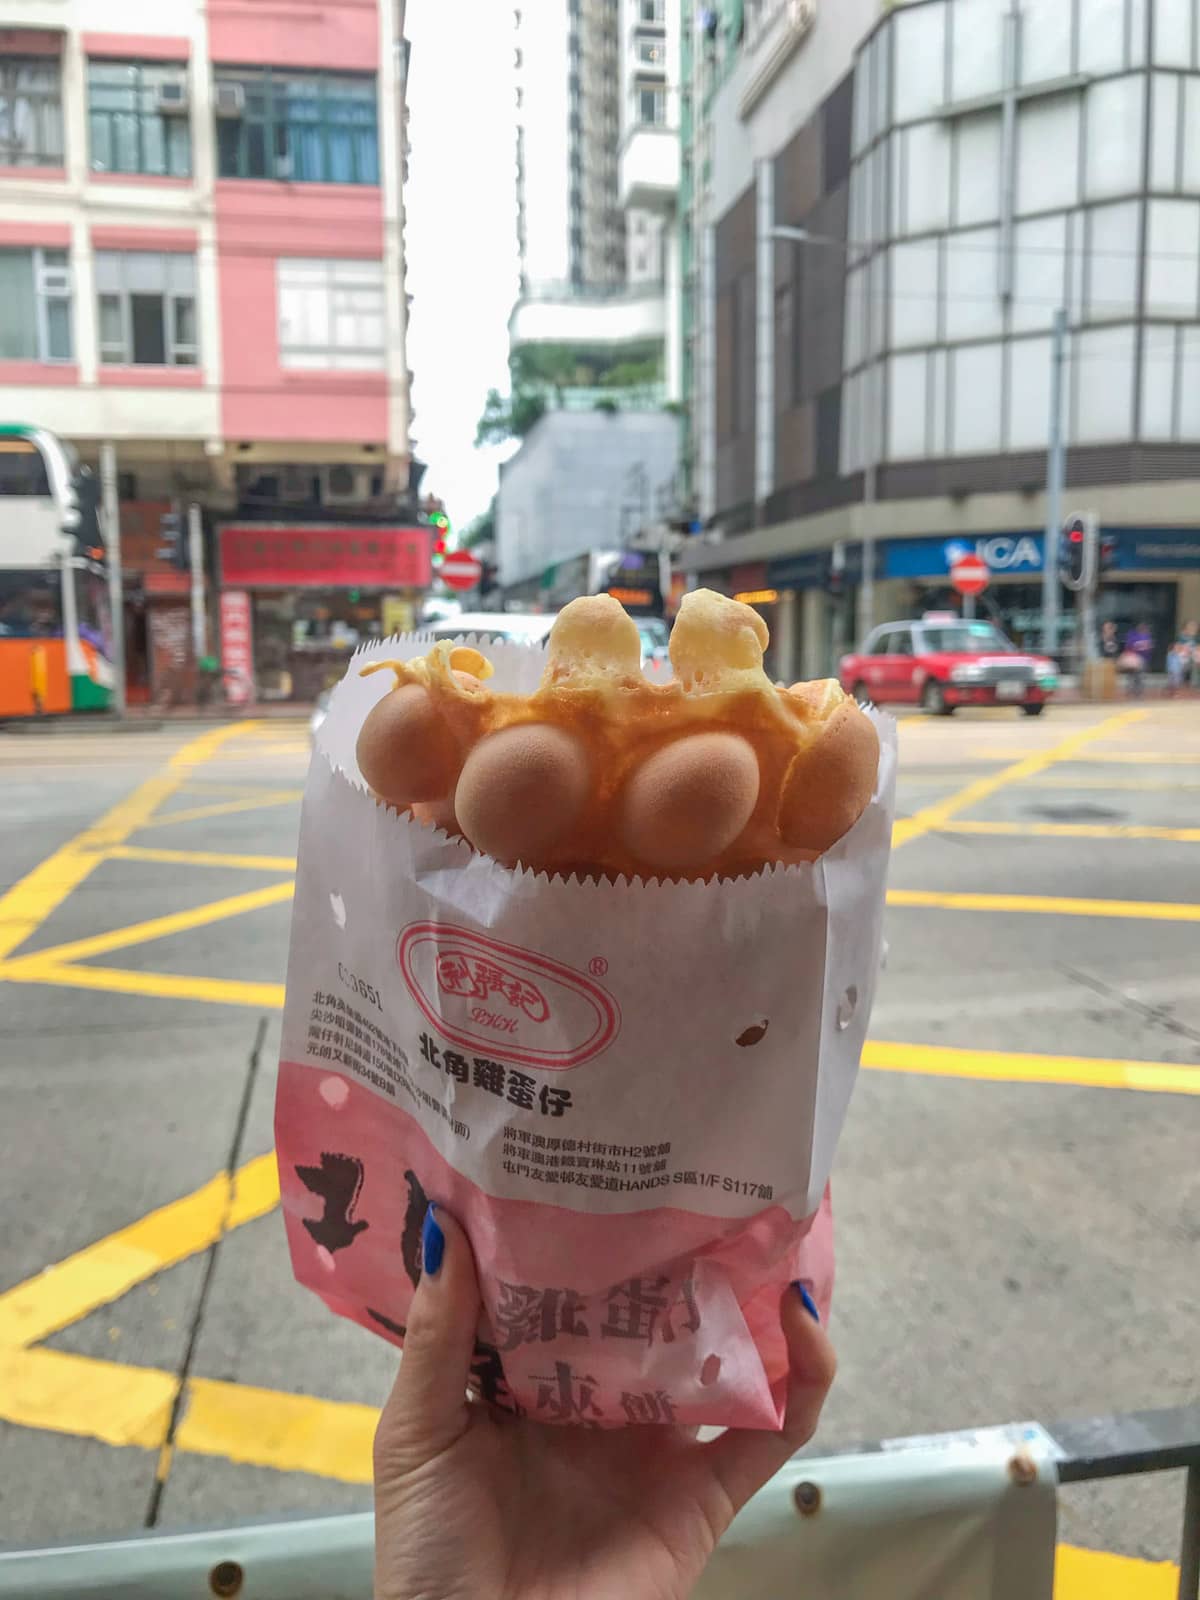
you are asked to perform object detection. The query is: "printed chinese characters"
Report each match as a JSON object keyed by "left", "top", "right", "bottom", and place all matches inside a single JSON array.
[{"left": 419, "top": 1032, "right": 573, "bottom": 1117}]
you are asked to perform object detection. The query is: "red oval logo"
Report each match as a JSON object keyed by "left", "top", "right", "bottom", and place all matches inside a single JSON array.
[{"left": 397, "top": 922, "right": 620, "bottom": 1070}]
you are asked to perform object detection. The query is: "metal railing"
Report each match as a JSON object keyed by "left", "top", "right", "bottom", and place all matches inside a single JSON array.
[{"left": 1, "top": 1403, "right": 1195, "bottom": 1598}]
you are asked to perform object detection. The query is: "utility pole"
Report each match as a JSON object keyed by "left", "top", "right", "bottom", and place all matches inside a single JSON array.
[
  {"left": 1042, "top": 308, "right": 1068, "bottom": 660},
  {"left": 187, "top": 502, "right": 207, "bottom": 661},
  {"left": 99, "top": 442, "right": 126, "bottom": 717},
  {"left": 1079, "top": 514, "right": 1099, "bottom": 665}
]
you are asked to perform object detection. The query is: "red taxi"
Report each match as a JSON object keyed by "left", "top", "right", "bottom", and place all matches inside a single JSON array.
[{"left": 839, "top": 616, "right": 1058, "bottom": 716}]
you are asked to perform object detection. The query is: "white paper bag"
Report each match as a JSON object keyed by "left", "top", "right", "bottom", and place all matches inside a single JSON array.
[{"left": 275, "top": 634, "right": 896, "bottom": 1429}]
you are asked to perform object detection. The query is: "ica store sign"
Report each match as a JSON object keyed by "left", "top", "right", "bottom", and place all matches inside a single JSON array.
[
  {"left": 945, "top": 537, "right": 1043, "bottom": 573},
  {"left": 885, "top": 535, "right": 1045, "bottom": 580}
]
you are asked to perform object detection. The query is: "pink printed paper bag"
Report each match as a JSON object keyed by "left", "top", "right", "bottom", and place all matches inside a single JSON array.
[{"left": 275, "top": 635, "right": 896, "bottom": 1429}]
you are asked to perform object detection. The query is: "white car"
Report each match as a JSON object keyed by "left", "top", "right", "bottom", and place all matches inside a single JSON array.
[{"left": 428, "top": 611, "right": 670, "bottom": 667}]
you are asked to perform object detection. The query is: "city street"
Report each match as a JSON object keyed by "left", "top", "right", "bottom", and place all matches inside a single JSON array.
[{"left": 0, "top": 704, "right": 1197, "bottom": 1593}]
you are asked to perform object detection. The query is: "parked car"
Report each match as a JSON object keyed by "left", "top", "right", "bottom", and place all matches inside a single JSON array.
[{"left": 839, "top": 616, "right": 1058, "bottom": 716}]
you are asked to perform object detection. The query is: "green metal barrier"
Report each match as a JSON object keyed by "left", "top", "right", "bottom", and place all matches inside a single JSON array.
[{"left": 1, "top": 1408, "right": 1195, "bottom": 1599}]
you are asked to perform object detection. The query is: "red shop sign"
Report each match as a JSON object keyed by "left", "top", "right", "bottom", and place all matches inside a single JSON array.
[{"left": 219, "top": 525, "right": 433, "bottom": 590}]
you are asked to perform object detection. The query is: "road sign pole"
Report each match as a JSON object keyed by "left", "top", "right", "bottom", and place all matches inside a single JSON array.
[
  {"left": 1042, "top": 308, "right": 1067, "bottom": 660},
  {"left": 1080, "top": 511, "right": 1099, "bottom": 664},
  {"left": 100, "top": 441, "right": 126, "bottom": 718},
  {"left": 187, "top": 502, "right": 206, "bottom": 661}
]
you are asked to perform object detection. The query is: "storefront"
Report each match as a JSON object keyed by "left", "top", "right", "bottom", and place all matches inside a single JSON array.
[
  {"left": 218, "top": 523, "right": 432, "bottom": 702},
  {"left": 881, "top": 530, "right": 1200, "bottom": 670}
]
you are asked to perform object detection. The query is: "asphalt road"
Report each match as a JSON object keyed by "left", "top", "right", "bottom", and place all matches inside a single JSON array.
[{"left": 0, "top": 702, "right": 1197, "bottom": 1583}]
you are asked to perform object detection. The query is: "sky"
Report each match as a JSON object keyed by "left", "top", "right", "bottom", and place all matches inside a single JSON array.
[{"left": 404, "top": 4, "right": 520, "bottom": 534}]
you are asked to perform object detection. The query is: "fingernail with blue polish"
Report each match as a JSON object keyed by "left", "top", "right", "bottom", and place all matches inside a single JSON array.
[
  {"left": 793, "top": 1282, "right": 820, "bottom": 1323},
  {"left": 422, "top": 1203, "right": 445, "bottom": 1278}
]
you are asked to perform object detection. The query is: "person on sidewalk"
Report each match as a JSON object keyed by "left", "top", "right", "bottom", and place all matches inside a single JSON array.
[{"left": 1121, "top": 620, "right": 1153, "bottom": 698}]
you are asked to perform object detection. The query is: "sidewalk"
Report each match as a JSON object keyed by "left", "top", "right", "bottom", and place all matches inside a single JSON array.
[{"left": 1, "top": 703, "right": 314, "bottom": 735}]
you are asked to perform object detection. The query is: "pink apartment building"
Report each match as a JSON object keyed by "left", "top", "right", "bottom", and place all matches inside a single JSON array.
[{"left": 0, "top": 0, "right": 418, "bottom": 704}]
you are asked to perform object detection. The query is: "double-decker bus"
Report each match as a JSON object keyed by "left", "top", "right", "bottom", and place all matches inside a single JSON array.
[{"left": 0, "top": 425, "right": 113, "bottom": 718}]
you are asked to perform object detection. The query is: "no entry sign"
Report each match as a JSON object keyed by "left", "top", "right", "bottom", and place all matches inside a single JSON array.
[
  {"left": 950, "top": 554, "right": 990, "bottom": 597},
  {"left": 439, "top": 551, "right": 483, "bottom": 592}
]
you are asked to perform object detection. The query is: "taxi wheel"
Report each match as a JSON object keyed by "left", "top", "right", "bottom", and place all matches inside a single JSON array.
[
  {"left": 851, "top": 680, "right": 870, "bottom": 706},
  {"left": 922, "top": 680, "right": 953, "bottom": 716},
  {"left": 1021, "top": 702, "right": 1046, "bottom": 717}
]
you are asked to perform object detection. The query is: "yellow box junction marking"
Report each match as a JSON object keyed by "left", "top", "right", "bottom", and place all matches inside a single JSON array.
[
  {"left": 891, "top": 708, "right": 1146, "bottom": 849},
  {"left": 0, "top": 702, "right": 1194, "bottom": 1595},
  {"left": 0, "top": 722, "right": 258, "bottom": 963},
  {"left": 5, "top": 881, "right": 295, "bottom": 971}
]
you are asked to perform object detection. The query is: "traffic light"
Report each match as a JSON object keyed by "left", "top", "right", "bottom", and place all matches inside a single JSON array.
[
  {"left": 157, "top": 509, "right": 187, "bottom": 570},
  {"left": 71, "top": 467, "right": 105, "bottom": 562},
  {"left": 1060, "top": 516, "right": 1086, "bottom": 587},
  {"left": 425, "top": 504, "right": 451, "bottom": 568}
]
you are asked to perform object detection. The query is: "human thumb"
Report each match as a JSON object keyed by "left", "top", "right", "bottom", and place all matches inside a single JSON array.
[{"left": 373, "top": 1204, "right": 481, "bottom": 1479}]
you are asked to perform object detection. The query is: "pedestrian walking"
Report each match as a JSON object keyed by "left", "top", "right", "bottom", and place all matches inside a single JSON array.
[
  {"left": 1182, "top": 619, "right": 1199, "bottom": 689},
  {"left": 1120, "top": 620, "right": 1153, "bottom": 698}
]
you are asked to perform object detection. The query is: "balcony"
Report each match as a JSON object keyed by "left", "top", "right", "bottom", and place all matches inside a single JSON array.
[
  {"left": 509, "top": 283, "right": 666, "bottom": 350},
  {"left": 619, "top": 124, "right": 679, "bottom": 214}
]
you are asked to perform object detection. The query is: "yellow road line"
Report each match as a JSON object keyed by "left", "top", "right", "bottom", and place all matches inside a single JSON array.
[
  {"left": 0, "top": 959, "right": 286, "bottom": 1009},
  {"left": 1020, "top": 773, "right": 1200, "bottom": 791},
  {"left": 108, "top": 845, "right": 299, "bottom": 872},
  {"left": 0, "top": 722, "right": 260, "bottom": 962},
  {"left": 970, "top": 748, "right": 1200, "bottom": 766},
  {"left": 888, "top": 888, "right": 1200, "bottom": 922},
  {"left": 1055, "top": 1542, "right": 1179, "bottom": 1599},
  {"left": 179, "top": 1376, "right": 377, "bottom": 1483},
  {"left": 177, "top": 781, "right": 306, "bottom": 800},
  {"left": 863, "top": 1040, "right": 1199, "bottom": 1095},
  {"left": 891, "top": 709, "right": 1146, "bottom": 849},
  {"left": 136, "top": 792, "right": 304, "bottom": 830},
  {"left": 6, "top": 881, "right": 295, "bottom": 969},
  {"left": 0, "top": 1345, "right": 174, "bottom": 1450},
  {"left": 0, "top": 1153, "right": 278, "bottom": 1349},
  {"left": 938, "top": 820, "right": 1200, "bottom": 843}
]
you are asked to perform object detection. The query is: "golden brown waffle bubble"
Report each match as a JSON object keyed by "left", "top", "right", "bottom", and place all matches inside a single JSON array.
[{"left": 355, "top": 589, "right": 880, "bottom": 881}]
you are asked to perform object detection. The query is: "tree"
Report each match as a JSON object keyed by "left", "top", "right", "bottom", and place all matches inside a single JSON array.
[{"left": 461, "top": 497, "right": 496, "bottom": 550}]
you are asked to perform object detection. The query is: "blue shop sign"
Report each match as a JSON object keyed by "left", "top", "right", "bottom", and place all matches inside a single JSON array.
[
  {"left": 1114, "top": 528, "right": 1200, "bottom": 571},
  {"left": 767, "top": 542, "right": 884, "bottom": 590},
  {"left": 885, "top": 528, "right": 1200, "bottom": 579},
  {"left": 885, "top": 534, "right": 1045, "bottom": 579}
]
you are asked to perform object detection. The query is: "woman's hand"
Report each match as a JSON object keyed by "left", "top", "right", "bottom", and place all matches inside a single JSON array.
[{"left": 374, "top": 1205, "right": 837, "bottom": 1600}]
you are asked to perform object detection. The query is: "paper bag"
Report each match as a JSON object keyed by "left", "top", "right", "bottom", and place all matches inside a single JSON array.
[{"left": 275, "top": 634, "right": 896, "bottom": 1430}]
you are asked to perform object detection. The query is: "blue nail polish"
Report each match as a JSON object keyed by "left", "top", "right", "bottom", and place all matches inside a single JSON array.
[
  {"left": 793, "top": 1282, "right": 820, "bottom": 1323},
  {"left": 421, "top": 1203, "right": 445, "bottom": 1277}
]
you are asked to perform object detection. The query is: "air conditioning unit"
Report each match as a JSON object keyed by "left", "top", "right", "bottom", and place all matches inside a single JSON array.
[
  {"left": 322, "top": 464, "right": 368, "bottom": 505},
  {"left": 279, "top": 465, "right": 312, "bottom": 503},
  {"left": 157, "top": 78, "right": 190, "bottom": 115},
  {"left": 213, "top": 81, "right": 245, "bottom": 119}
]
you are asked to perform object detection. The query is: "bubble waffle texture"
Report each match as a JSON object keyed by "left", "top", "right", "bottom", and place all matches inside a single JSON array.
[{"left": 355, "top": 589, "right": 881, "bottom": 881}]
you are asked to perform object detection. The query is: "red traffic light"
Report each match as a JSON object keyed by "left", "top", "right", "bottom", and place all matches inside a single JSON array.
[{"left": 1069, "top": 529, "right": 1084, "bottom": 543}]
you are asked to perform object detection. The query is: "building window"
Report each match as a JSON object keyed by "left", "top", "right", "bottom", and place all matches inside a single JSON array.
[
  {"left": 277, "top": 258, "right": 386, "bottom": 371},
  {"left": 0, "top": 56, "right": 63, "bottom": 167},
  {"left": 635, "top": 35, "right": 667, "bottom": 69},
  {"left": 0, "top": 247, "right": 72, "bottom": 361},
  {"left": 215, "top": 69, "right": 379, "bottom": 185},
  {"left": 639, "top": 0, "right": 665, "bottom": 24},
  {"left": 88, "top": 61, "right": 191, "bottom": 177},
  {"left": 96, "top": 251, "right": 198, "bottom": 366},
  {"left": 635, "top": 85, "right": 666, "bottom": 125}
]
